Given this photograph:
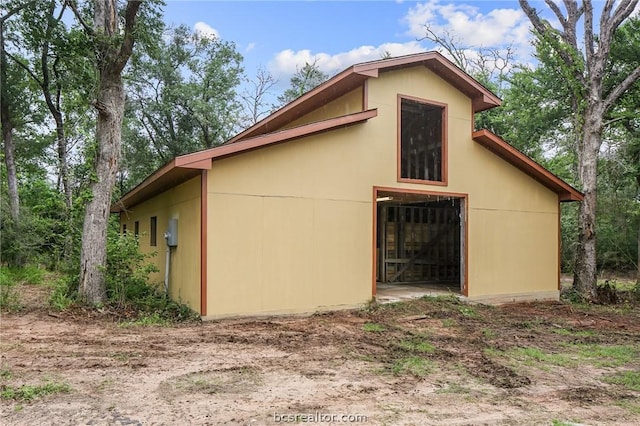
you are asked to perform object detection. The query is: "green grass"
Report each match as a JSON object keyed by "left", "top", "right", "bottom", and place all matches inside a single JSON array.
[
  {"left": 1, "top": 265, "right": 49, "bottom": 312},
  {"left": 397, "top": 339, "right": 436, "bottom": 354},
  {"left": 391, "top": 356, "right": 433, "bottom": 377},
  {"left": 363, "top": 322, "right": 386, "bottom": 333},
  {"left": 0, "top": 382, "right": 71, "bottom": 401},
  {"left": 551, "top": 420, "right": 582, "bottom": 426},
  {"left": 0, "top": 284, "right": 22, "bottom": 312},
  {"left": 119, "top": 312, "right": 169, "bottom": 327},
  {"left": 597, "top": 279, "right": 636, "bottom": 292},
  {"left": 482, "top": 328, "right": 496, "bottom": 338},
  {"left": 551, "top": 328, "right": 596, "bottom": 338},
  {"left": 572, "top": 344, "right": 637, "bottom": 367},
  {"left": 0, "top": 265, "right": 45, "bottom": 286},
  {"left": 441, "top": 318, "right": 457, "bottom": 327},
  {"left": 603, "top": 370, "right": 640, "bottom": 391},
  {"left": 48, "top": 278, "right": 75, "bottom": 311},
  {"left": 615, "top": 399, "right": 640, "bottom": 415},
  {"left": 458, "top": 306, "right": 478, "bottom": 318},
  {"left": 510, "top": 347, "right": 576, "bottom": 367}
]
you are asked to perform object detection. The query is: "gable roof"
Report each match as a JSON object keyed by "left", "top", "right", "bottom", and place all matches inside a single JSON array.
[
  {"left": 112, "top": 51, "right": 580, "bottom": 213},
  {"left": 472, "top": 129, "right": 583, "bottom": 202},
  {"left": 227, "top": 51, "right": 501, "bottom": 144}
]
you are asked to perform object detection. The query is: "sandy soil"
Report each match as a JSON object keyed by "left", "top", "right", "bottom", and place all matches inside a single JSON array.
[{"left": 1, "top": 285, "right": 639, "bottom": 426}]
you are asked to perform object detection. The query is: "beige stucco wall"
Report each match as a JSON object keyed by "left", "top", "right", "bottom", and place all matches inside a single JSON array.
[
  {"left": 120, "top": 176, "right": 201, "bottom": 311},
  {"left": 204, "top": 64, "right": 559, "bottom": 317}
]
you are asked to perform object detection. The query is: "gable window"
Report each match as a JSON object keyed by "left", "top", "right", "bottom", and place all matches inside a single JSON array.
[
  {"left": 399, "top": 96, "right": 446, "bottom": 183},
  {"left": 150, "top": 216, "right": 157, "bottom": 246}
]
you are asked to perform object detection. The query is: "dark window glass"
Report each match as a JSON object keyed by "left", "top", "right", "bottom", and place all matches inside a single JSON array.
[
  {"left": 400, "top": 98, "right": 444, "bottom": 182},
  {"left": 150, "top": 216, "right": 157, "bottom": 246}
]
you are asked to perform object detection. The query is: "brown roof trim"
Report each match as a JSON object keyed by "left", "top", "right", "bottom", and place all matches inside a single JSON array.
[
  {"left": 110, "top": 162, "right": 202, "bottom": 213},
  {"left": 228, "top": 51, "right": 500, "bottom": 144},
  {"left": 472, "top": 129, "right": 583, "bottom": 202},
  {"left": 111, "top": 109, "right": 377, "bottom": 212},
  {"left": 354, "top": 52, "right": 501, "bottom": 112},
  {"left": 227, "top": 67, "right": 368, "bottom": 144}
]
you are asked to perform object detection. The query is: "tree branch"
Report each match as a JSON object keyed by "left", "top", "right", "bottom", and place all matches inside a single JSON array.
[
  {"left": 603, "top": 65, "right": 640, "bottom": 112},
  {"left": 64, "top": 0, "right": 95, "bottom": 37},
  {"left": 519, "top": 0, "right": 586, "bottom": 86},
  {"left": 5, "top": 51, "right": 43, "bottom": 86},
  {"left": 609, "top": 0, "right": 639, "bottom": 33},
  {"left": 0, "top": 1, "right": 37, "bottom": 24},
  {"left": 113, "top": 0, "right": 142, "bottom": 74}
]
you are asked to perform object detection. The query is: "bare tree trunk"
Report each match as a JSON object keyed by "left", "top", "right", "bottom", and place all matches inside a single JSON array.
[
  {"left": 53, "top": 112, "right": 72, "bottom": 210},
  {"left": 72, "top": 0, "right": 142, "bottom": 305},
  {"left": 637, "top": 219, "right": 639, "bottom": 285},
  {"left": 1, "top": 110, "right": 19, "bottom": 222},
  {"left": 78, "top": 77, "right": 125, "bottom": 304},
  {"left": 573, "top": 123, "right": 601, "bottom": 299},
  {"left": 0, "top": 15, "right": 19, "bottom": 221}
]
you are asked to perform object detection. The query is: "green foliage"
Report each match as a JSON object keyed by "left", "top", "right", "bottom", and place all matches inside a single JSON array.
[
  {"left": 102, "top": 229, "right": 198, "bottom": 322},
  {"left": 104, "top": 230, "right": 159, "bottom": 307},
  {"left": 0, "top": 173, "right": 69, "bottom": 268},
  {"left": 48, "top": 277, "right": 75, "bottom": 311},
  {"left": 0, "top": 283, "right": 22, "bottom": 312},
  {"left": 0, "top": 381, "right": 71, "bottom": 402},
  {"left": 276, "top": 60, "right": 329, "bottom": 106},
  {"left": 122, "top": 23, "right": 244, "bottom": 189}
]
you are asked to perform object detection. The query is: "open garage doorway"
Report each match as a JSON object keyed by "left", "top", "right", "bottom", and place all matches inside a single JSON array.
[{"left": 373, "top": 188, "right": 467, "bottom": 301}]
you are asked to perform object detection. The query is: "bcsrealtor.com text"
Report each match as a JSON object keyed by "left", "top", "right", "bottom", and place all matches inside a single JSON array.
[{"left": 274, "top": 412, "right": 368, "bottom": 423}]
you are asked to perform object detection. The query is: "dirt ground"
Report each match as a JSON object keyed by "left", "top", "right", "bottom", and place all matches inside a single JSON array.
[{"left": 1, "top": 284, "right": 640, "bottom": 426}]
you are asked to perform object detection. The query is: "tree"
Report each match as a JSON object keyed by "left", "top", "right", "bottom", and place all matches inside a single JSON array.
[
  {"left": 519, "top": 0, "right": 640, "bottom": 299},
  {"left": 122, "top": 24, "right": 243, "bottom": 187},
  {"left": 7, "top": 1, "right": 93, "bottom": 212},
  {"left": 0, "top": 2, "right": 30, "bottom": 222},
  {"left": 241, "top": 66, "right": 277, "bottom": 126},
  {"left": 66, "top": 0, "right": 147, "bottom": 304},
  {"left": 276, "top": 60, "right": 329, "bottom": 106}
]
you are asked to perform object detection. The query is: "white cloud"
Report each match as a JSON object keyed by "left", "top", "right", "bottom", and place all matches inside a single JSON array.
[
  {"left": 404, "top": 1, "right": 531, "bottom": 49},
  {"left": 268, "top": 41, "right": 425, "bottom": 77},
  {"left": 245, "top": 42, "right": 256, "bottom": 53},
  {"left": 193, "top": 21, "right": 219, "bottom": 39},
  {"left": 267, "top": 1, "right": 537, "bottom": 84}
]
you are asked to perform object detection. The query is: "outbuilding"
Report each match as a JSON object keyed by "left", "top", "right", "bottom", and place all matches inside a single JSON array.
[{"left": 112, "top": 52, "right": 583, "bottom": 319}]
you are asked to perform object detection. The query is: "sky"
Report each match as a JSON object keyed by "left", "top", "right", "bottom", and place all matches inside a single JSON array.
[{"left": 162, "top": 0, "right": 541, "bottom": 91}]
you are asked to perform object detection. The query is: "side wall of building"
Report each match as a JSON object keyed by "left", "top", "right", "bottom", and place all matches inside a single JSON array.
[{"left": 120, "top": 176, "right": 201, "bottom": 311}]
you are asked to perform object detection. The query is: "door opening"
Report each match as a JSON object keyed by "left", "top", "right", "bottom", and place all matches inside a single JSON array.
[{"left": 374, "top": 189, "right": 466, "bottom": 296}]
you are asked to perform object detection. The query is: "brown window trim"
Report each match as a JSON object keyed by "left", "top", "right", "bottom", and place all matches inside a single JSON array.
[{"left": 396, "top": 94, "right": 448, "bottom": 186}]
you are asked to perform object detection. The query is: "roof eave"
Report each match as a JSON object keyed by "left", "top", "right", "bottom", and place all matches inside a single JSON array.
[{"left": 111, "top": 109, "right": 378, "bottom": 212}]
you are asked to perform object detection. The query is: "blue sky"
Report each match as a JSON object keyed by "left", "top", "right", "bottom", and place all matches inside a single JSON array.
[{"left": 163, "top": 0, "right": 539, "bottom": 88}]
